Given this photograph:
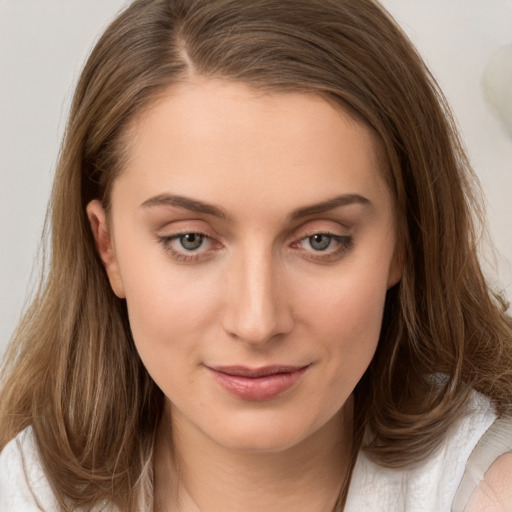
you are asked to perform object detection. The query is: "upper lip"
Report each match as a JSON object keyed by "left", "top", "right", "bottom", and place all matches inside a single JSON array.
[{"left": 207, "top": 365, "right": 309, "bottom": 378}]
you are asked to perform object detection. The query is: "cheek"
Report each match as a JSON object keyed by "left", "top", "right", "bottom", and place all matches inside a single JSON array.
[
  {"left": 120, "top": 269, "right": 223, "bottom": 400},
  {"left": 302, "top": 264, "right": 389, "bottom": 339},
  {"left": 125, "top": 273, "right": 220, "bottom": 345},
  {"left": 297, "top": 260, "right": 390, "bottom": 380},
  {"left": 114, "top": 238, "right": 223, "bottom": 371}
]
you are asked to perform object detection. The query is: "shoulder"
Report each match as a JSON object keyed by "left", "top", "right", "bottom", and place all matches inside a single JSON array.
[
  {"left": 463, "top": 421, "right": 512, "bottom": 512},
  {"left": 346, "top": 389, "right": 499, "bottom": 511},
  {"left": 0, "top": 426, "right": 60, "bottom": 511},
  {"left": 465, "top": 452, "right": 512, "bottom": 512}
]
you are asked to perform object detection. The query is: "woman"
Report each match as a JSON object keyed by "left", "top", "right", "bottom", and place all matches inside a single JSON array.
[{"left": 1, "top": 0, "right": 511, "bottom": 510}]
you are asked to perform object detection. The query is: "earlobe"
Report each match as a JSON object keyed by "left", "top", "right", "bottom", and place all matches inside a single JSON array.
[
  {"left": 387, "top": 250, "right": 403, "bottom": 289},
  {"left": 86, "top": 200, "right": 126, "bottom": 298}
]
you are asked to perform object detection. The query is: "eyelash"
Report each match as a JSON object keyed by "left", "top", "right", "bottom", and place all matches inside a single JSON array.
[
  {"left": 157, "top": 231, "right": 354, "bottom": 263},
  {"left": 293, "top": 232, "right": 354, "bottom": 262},
  {"left": 157, "top": 231, "right": 215, "bottom": 262}
]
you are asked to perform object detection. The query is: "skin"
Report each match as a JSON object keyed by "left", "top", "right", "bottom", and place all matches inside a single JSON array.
[
  {"left": 87, "top": 79, "right": 401, "bottom": 511},
  {"left": 465, "top": 453, "right": 512, "bottom": 512}
]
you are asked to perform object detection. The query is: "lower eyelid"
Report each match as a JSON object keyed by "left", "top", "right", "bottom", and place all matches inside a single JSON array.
[
  {"left": 157, "top": 232, "right": 222, "bottom": 262},
  {"left": 298, "top": 234, "right": 354, "bottom": 258}
]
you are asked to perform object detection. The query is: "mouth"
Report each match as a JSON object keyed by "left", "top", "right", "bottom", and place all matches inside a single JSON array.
[{"left": 206, "top": 364, "right": 310, "bottom": 401}]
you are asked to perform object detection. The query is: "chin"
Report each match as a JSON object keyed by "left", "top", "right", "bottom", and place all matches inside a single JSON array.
[
  {"left": 203, "top": 406, "right": 338, "bottom": 454},
  {"left": 211, "top": 424, "right": 313, "bottom": 454}
]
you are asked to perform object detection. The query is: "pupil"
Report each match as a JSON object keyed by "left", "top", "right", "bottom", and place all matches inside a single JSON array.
[
  {"left": 180, "top": 234, "right": 203, "bottom": 250},
  {"left": 310, "top": 234, "right": 331, "bottom": 251}
]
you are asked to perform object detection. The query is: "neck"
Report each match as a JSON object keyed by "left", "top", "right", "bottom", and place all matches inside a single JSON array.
[{"left": 154, "top": 398, "right": 354, "bottom": 512}]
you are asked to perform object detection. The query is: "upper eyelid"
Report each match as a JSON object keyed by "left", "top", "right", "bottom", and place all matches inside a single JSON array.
[
  {"left": 157, "top": 227, "right": 349, "bottom": 244},
  {"left": 159, "top": 232, "right": 213, "bottom": 248},
  {"left": 154, "top": 215, "right": 350, "bottom": 234},
  {"left": 293, "top": 217, "right": 352, "bottom": 234},
  {"left": 295, "top": 233, "right": 352, "bottom": 249},
  {"left": 293, "top": 226, "right": 350, "bottom": 243},
  {"left": 157, "top": 227, "right": 215, "bottom": 242},
  {"left": 297, "top": 228, "right": 347, "bottom": 237}
]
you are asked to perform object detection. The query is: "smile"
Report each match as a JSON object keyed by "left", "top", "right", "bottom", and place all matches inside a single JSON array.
[{"left": 206, "top": 365, "right": 310, "bottom": 401}]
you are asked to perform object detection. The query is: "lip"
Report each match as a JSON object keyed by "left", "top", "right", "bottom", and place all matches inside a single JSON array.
[{"left": 207, "top": 365, "right": 310, "bottom": 401}]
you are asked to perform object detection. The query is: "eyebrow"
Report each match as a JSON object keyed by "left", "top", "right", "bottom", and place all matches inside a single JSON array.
[
  {"left": 141, "top": 192, "right": 371, "bottom": 220},
  {"left": 141, "top": 193, "right": 230, "bottom": 219},
  {"left": 290, "top": 194, "right": 371, "bottom": 219}
]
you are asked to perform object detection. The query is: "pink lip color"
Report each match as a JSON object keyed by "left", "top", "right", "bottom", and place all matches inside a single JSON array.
[{"left": 207, "top": 365, "right": 309, "bottom": 401}]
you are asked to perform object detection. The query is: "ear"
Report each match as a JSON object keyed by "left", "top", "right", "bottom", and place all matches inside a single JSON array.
[
  {"left": 387, "top": 248, "right": 403, "bottom": 289},
  {"left": 86, "top": 200, "right": 126, "bottom": 298}
]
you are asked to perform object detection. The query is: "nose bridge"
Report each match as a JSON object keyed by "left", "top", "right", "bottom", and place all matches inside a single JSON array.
[{"left": 223, "top": 240, "right": 292, "bottom": 345}]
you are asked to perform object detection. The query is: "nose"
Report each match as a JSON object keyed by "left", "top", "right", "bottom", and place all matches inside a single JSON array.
[{"left": 222, "top": 247, "right": 294, "bottom": 346}]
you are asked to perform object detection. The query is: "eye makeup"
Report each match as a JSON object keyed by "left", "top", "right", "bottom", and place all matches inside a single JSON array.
[
  {"left": 156, "top": 228, "right": 354, "bottom": 265},
  {"left": 157, "top": 231, "right": 222, "bottom": 263},
  {"left": 291, "top": 231, "right": 354, "bottom": 263}
]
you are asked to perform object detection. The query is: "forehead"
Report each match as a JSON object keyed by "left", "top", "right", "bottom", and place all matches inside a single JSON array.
[{"left": 113, "top": 79, "right": 391, "bottom": 219}]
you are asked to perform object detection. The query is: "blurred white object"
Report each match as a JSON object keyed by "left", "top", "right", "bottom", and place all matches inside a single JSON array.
[{"left": 482, "top": 44, "right": 512, "bottom": 139}]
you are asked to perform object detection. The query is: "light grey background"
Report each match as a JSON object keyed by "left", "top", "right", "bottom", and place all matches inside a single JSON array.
[{"left": 1, "top": 1, "right": 512, "bottom": 358}]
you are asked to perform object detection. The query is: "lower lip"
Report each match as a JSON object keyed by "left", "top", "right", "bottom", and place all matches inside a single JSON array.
[{"left": 209, "top": 367, "right": 309, "bottom": 401}]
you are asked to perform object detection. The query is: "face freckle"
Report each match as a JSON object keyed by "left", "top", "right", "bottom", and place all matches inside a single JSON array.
[{"left": 89, "top": 78, "right": 401, "bottom": 455}]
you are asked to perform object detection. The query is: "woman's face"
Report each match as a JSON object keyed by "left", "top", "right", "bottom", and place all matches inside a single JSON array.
[{"left": 88, "top": 79, "right": 400, "bottom": 453}]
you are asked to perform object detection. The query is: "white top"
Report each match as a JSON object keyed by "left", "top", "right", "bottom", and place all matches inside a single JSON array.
[
  {"left": 0, "top": 391, "right": 510, "bottom": 512},
  {"left": 0, "top": 426, "right": 60, "bottom": 511},
  {"left": 345, "top": 390, "right": 503, "bottom": 511}
]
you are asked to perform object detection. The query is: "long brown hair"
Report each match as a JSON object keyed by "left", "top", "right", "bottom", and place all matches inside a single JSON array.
[{"left": 1, "top": 0, "right": 511, "bottom": 510}]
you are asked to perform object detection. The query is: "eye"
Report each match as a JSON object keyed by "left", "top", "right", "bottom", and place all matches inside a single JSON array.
[
  {"left": 292, "top": 232, "right": 353, "bottom": 262},
  {"left": 157, "top": 231, "right": 220, "bottom": 262},
  {"left": 178, "top": 233, "right": 205, "bottom": 251},
  {"left": 306, "top": 234, "right": 334, "bottom": 251}
]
